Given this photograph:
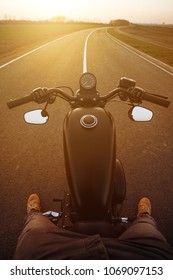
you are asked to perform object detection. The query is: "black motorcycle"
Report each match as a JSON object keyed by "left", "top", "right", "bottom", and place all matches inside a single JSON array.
[{"left": 7, "top": 72, "right": 170, "bottom": 237}]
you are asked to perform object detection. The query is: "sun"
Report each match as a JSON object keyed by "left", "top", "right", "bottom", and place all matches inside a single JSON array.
[
  {"left": 34, "top": 0, "right": 91, "bottom": 21},
  {"left": 1, "top": 0, "right": 103, "bottom": 22},
  {"left": 37, "top": 0, "right": 79, "bottom": 18}
]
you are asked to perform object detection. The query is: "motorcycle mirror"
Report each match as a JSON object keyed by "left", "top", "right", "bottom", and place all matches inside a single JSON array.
[
  {"left": 24, "top": 109, "right": 49, "bottom": 124},
  {"left": 128, "top": 106, "right": 153, "bottom": 122}
]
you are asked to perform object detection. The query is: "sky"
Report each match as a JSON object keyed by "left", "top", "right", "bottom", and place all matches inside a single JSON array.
[{"left": 0, "top": 0, "right": 173, "bottom": 24}]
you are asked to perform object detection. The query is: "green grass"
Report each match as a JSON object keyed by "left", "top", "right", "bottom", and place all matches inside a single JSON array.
[
  {"left": 107, "top": 27, "right": 173, "bottom": 67},
  {"left": 0, "top": 22, "right": 103, "bottom": 60}
]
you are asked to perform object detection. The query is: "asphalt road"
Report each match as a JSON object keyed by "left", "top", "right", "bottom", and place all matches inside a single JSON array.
[{"left": 0, "top": 28, "right": 173, "bottom": 259}]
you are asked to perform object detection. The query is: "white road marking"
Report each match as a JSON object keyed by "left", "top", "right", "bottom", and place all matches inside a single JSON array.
[
  {"left": 0, "top": 31, "right": 83, "bottom": 70},
  {"left": 1, "top": 28, "right": 98, "bottom": 73},
  {"left": 106, "top": 30, "right": 173, "bottom": 77},
  {"left": 83, "top": 29, "right": 97, "bottom": 73}
]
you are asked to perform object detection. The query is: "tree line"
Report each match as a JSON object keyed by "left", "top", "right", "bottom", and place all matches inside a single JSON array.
[{"left": 0, "top": 18, "right": 130, "bottom": 26}]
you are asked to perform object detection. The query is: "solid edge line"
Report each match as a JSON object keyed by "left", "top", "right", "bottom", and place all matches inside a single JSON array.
[
  {"left": 105, "top": 30, "right": 173, "bottom": 77},
  {"left": 0, "top": 30, "right": 86, "bottom": 70}
]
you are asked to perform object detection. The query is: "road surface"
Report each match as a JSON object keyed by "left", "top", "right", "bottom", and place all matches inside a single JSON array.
[{"left": 0, "top": 28, "right": 173, "bottom": 259}]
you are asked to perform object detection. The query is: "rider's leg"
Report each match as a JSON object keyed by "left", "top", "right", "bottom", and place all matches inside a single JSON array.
[
  {"left": 119, "top": 197, "right": 168, "bottom": 243},
  {"left": 14, "top": 194, "right": 108, "bottom": 260}
]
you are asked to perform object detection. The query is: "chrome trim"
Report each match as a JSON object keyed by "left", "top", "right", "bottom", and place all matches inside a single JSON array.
[{"left": 80, "top": 114, "right": 98, "bottom": 128}]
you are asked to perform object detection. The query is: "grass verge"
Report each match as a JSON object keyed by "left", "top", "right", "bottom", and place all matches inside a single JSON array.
[
  {"left": 0, "top": 22, "right": 103, "bottom": 61},
  {"left": 107, "top": 28, "right": 173, "bottom": 67}
]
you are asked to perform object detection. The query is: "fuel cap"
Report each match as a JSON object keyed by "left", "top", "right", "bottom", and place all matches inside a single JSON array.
[{"left": 80, "top": 114, "right": 98, "bottom": 128}]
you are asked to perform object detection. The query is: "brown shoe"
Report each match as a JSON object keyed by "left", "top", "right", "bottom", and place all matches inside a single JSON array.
[
  {"left": 27, "top": 193, "right": 41, "bottom": 214},
  {"left": 137, "top": 197, "right": 151, "bottom": 216}
]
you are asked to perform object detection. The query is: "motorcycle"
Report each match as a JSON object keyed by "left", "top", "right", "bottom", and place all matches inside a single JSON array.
[{"left": 7, "top": 72, "right": 170, "bottom": 237}]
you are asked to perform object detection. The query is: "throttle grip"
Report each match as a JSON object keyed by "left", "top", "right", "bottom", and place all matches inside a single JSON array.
[{"left": 143, "top": 92, "right": 170, "bottom": 108}]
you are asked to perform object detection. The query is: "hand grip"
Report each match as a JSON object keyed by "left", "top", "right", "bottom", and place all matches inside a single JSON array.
[
  {"left": 7, "top": 94, "right": 33, "bottom": 109},
  {"left": 143, "top": 92, "right": 170, "bottom": 108}
]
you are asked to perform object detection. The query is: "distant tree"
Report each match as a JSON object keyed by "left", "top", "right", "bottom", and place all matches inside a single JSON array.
[
  {"left": 51, "top": 16, "right": 67, "bottom": 23},
  {"left": 109, "top": 19, "right": 130, "bottom": 26}
]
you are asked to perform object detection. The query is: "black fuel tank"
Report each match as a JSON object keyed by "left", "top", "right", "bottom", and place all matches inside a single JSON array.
[{"left": 63, "top": 107, "right": 116, "bottom": 219}]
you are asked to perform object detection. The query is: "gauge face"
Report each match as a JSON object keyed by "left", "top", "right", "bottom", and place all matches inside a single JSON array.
[{"left": 80, "top": 72, "right": 97, "bottom": 90}]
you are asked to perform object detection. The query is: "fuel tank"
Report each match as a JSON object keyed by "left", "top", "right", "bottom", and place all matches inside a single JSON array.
[{"left": 63, "top": 107, "right": 116, "bottom": 219}]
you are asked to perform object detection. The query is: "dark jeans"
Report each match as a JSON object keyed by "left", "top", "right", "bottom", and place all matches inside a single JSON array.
[{"left": 14, "top": 213, "right": 173, "bottom": 260}]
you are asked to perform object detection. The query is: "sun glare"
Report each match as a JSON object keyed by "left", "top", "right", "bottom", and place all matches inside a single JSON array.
[
  {"left": 1, "top": 0, "right": 173, "bottom": 24},
  {"left": 32, "top": 0, "right": 96, "bottom": 21},
  {"left": 1, "top": 0, "right": 103, "bottom": 22},
  {"left": 37, "top": 0, "right": 82, "bottom": 19}
]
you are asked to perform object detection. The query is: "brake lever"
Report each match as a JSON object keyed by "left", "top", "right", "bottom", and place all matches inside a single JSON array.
[{"left": 146, "top": 92, "right": 168, "bottom": 100}]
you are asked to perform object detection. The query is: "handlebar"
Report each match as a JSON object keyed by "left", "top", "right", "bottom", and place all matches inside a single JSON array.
[
  {"left": 7, "top": 88, "right": 76, "bottom": 109},
  {"left": 7, "top": 94, "right": 34, "bottom": 109},
  {"left": 143, "top": 92, "right": 170, "bottom": 108},
  {"left": 7, "top": 84, "right": 171, "bottom": 109}
]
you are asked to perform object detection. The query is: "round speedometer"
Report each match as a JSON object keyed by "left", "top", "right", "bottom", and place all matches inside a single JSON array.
[{"left": 80, "top": 72, "right": 97, "bottom": 90}]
